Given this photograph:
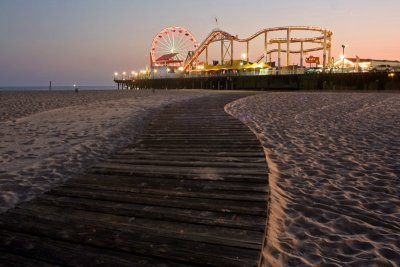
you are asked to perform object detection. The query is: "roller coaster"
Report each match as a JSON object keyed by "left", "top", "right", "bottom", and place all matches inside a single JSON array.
[{"left": 150, "top": 26, "right": 333, "bottom": 72}]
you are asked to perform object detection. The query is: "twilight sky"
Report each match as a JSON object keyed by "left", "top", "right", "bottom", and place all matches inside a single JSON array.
[{"left": 0, "top": 0, "right": 399, "bottom": 86}]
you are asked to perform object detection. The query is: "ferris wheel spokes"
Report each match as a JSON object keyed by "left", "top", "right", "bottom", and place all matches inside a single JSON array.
[{"left": 151, "top": 26, "right": 199, "bottom": 67}]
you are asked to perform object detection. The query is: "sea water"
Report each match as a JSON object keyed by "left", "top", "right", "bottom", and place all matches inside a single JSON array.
[{"left": 0, "top": 86, "right": 117, "bottom": 91}]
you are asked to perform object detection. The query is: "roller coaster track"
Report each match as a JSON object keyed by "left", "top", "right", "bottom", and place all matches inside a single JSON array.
[
  {"left": 183, "top": 29, "right": 236, "bottom": 71},
  {"left": 236, "top": 26, "right": 332, "bottom": 43},
  {"left": 255, "top": 47, "right": 329, "bottom": 63},
  {"left": 183, "top": 26, "right": 332, "bottom": 71}
]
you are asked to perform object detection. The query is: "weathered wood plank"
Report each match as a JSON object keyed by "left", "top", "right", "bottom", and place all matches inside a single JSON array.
[
  {"left": 48, "top": 186, "right": 267, "bottom": 216},
  {"left": 69, "top": 173, "right": 268, "bottom": 192},
  {"left": 89, "top": 168, "right": 267, "bottom": 183},
  {"left": 91, "top": 162, "right": 267, "bottom": 176},
  {"left": 111, "top": 153, "right": 266, "bottom": 163},
  {"left": 55, "top": 183, "right": 266, "bottom": 202},
  {"left": 0, "top": 212, "right": 260, "bottom": 266},
  {"left": 0, "top": 229, "right": 190, "bottom": 267},
  {"left": 119, "top": 149, "right": 265, "bottom": 157},
  {"left": 0, "top": 93, "right": 268, "bottom": 266},
  {"left": 105, "top": 158, "right": 267, "bottom": 169},
  {"left": 6, "top": 204, "right": 264, "bottom": 247},
  {"left": 35, "top": 194, "right": 266, "bottom": 231},
  {"left": 0, "top": 252, "right": 61, "bottom": 267}
]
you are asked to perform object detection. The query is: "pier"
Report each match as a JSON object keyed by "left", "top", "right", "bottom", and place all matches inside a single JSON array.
[
  {"left": 115, "top": 72, "right": 400, "bottom": 91},
  {"left": 0, "top": 93, "right": 268, "bottom": 266}
]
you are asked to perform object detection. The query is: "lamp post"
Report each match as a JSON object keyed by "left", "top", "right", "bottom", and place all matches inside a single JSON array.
[
  {"left": 122, "top": 72, "right": 126, "bottom": 80},
  {"left": 341, "top": 44, "right": 347, "bottom": 72},
  {"left": 241, "top": 53, "right": 247, "bottom": 64},
  {"left": 114, "top": 72, "right": 118, "bottom": 80}
]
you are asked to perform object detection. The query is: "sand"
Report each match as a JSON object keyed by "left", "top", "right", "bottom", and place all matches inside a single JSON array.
[
  {"left": 2, "top": 90, "right": 399, "bottom": 266},
  {"left": 226, "top": 92, "right": 400, "bottom": 267},
  {"left": 0, "top": 89, "right": 211, "bottom": 213}
]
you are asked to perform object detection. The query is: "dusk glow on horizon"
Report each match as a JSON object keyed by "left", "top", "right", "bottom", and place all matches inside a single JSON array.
[{"left": 0, "top": 0, "right": 399, "bottom": 86}]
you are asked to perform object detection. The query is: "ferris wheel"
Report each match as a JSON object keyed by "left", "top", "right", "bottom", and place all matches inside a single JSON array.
[{"left": 151, "top": 26, "right": 199, "bottom": 66}]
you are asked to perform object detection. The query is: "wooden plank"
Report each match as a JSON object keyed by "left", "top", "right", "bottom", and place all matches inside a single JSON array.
[
  {"left": 0, "top": 212, "right": 260, "bottom": 266},
  {"left": 91, "top": 162, "right": 267, "bottom": 176},
  {"left": 105, "top": 158, "right": 267, "bottom": 169},
  {"left": 119, "top": 149, "right": 265, "bottom": 157},
  {"left": 0, "top": 93, "right": 267, "bottom": 266},
  {"left": 89, "top": 168, "right": 267, "bottom": 183},
  {"left": 135, "top": 137, "right": 260, "bottom": 142},
  {"left": 0, "top": 229, "right": 189, "bottom": 267},
  {"left": 48, "top": 186, "right": 267, "bottom": 216},
  {"left": 36, "top": 194, "right": 266, "bottom": 231},
  {"left": 110, "top": 153, "right": 266, "bottom": 163},
  {"left": 69, "top": 173, "right": 268, "bottom": 192},
  {"left": 136, "top": 144, "right": 262, "bottom": 149},
  {"left": 57, "top": 183, "right": 267, "bottom": 202},
  {"left": 123, "top": 147, "right": 265, "bottom": 154},
  {"left": 9, "top": 203, "right": 265, "bottom": 247},
  {"left": 0, "top": 252, "right": 61, "bottom": 267}
]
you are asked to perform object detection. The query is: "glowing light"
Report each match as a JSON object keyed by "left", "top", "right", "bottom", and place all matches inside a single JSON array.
[
  {"left": 154, "top": 69, "right": 158, "bottom": 73},
  {"left": 388, "top": 72, "right": 395, "bottom": 78},
  {"left": 122, "top": 72, "right": 126, "bottom": 75},
  {"left": 178, "top": 67, "right": 184, "bottom": 71},
  {"left": 114, "top": 72, "right": 118, "bottom": 76},
  {"left": 73, "top": 84, "right": 76, "bottom": 87},
  {"left": 340, "top": 55, "right": 345, "bottom": 60},
  {"left": 241, "top": 53, "right": 247, "bottom": 59}
]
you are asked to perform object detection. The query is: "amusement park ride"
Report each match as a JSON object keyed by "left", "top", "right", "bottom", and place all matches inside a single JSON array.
[
  {"left": 114, "top": 26, "right": 399, "bottom": 90},
  {"left": 151, "top": 26, "right": 199, "bottom": 68},
  {"left": 149, "top": 25, "right": 333, "bottom": 74}
]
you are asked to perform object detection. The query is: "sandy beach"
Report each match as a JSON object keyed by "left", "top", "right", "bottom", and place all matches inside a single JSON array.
[
  {"left": 226, "top": 92, "right": 400, "bottom": 267},
  {"left": 0, "top": 90, "right": 211, "bottom": 213},
  {"left": 1, "top": 90, "right": 399, "bottom": 266}
]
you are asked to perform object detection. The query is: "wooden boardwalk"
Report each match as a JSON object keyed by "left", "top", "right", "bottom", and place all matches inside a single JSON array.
[{"left": 0, "top": 93, "right": 268, "bottom": 267}]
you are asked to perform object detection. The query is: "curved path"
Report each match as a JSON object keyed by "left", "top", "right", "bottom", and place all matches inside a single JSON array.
[{"left": 0, "top": 93, "right": 268, "bottom": 266}]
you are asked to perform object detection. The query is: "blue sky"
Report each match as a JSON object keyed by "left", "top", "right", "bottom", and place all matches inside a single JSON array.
[{"left": 0, "top": 0, "right": 399, "bottom": 86}]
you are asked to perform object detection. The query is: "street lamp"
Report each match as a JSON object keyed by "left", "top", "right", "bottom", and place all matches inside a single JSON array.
[
  {"left": 241, "top": 53, "right": 247, "bottom": 64},
  {"left": 122, "top": 72, "right": 126, "bottom": 80},
  {"left": 114, "top": 72, "right": 118, "bottom": 80},
  {"left": 341, "top": 44, "right": 347, "bottom": 72}
]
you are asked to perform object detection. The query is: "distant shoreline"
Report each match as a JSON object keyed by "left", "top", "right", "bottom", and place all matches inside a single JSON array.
[{"left": 0, "top": 86, "right": 117, "bottom": 92}]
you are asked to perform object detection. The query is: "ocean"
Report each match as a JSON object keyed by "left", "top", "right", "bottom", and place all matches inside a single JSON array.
[{"left": 0, "top": 86, "right": 117, "bottom": 91}]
